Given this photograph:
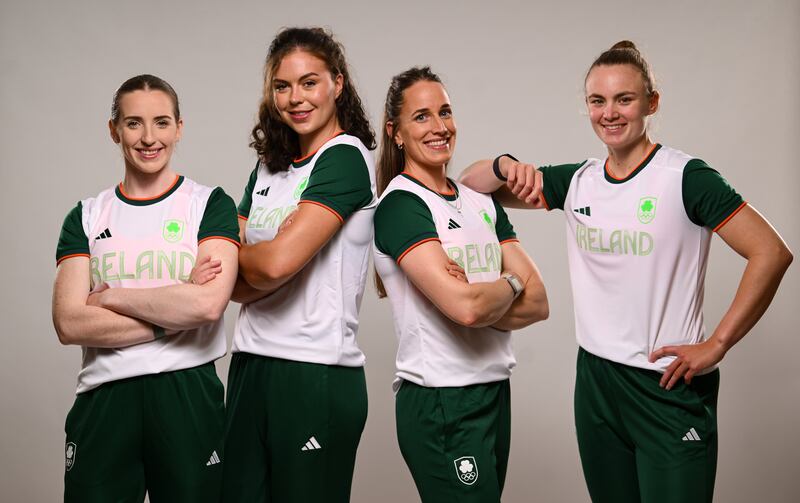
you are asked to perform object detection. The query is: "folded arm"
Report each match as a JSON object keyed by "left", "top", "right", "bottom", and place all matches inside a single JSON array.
[
  {"left": 491, "top": 241, "right": 549, "bottom": 330},
  {"left": 400, "top": 241, "right": 517, "bottom": 328},
  {"left": 52, "top": 256, "right": 156, "bottom": 348},
  {"left": 237, "top": 202, "right": 341, "bottom": 294},
  {"left": 88, "top": 238, "right": 239, "bottom": 330}
]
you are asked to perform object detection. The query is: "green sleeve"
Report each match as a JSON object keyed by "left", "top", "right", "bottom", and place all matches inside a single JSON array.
[
  {"left": 374, "top": 191, "right": 438, "bottom": 261},
  {"left": 198, "top": 188, "right": 241, "bottom": 244},
  {"left": 682, "top": 159, "right": 745, "bottom": 229},
  {"left": 237, "top": 163, "right": 259, "bottom": 218},
  {"left": 493, "top": 197, "right": 517, "bottom": 242},
  {"left": 56, "top": 202, "right": 88, "bottom": 264},
  {"left": 538, "top": 162, "right": 585, "bottom": 210},
  {"left": 301, "top": 144, "right": 373, "bottom": 220}
]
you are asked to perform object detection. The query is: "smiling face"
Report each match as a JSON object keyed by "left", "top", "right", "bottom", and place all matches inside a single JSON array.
[
  {"left": 272, "top": 49, "right": 343, "bottom": 155},
  {"left": 585, "top": 64, "right": 659, "bottom": 152},
  {"left": 390, "top": 80, "right": 456, "bottom": 171},
  {"left": 109, "top": 89, "right": 182, "bottom": 175}
]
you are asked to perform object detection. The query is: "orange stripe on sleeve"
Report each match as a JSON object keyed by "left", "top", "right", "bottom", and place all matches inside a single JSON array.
[
  {"left": 238, "top": 214, "right": 248, "bottom": 221},
  {"left": 499, "top": 238, "right": 520, "bottom": 245},
  {"left": 397, "top": 238, "right": 441, "bottom": 264},
  {"left": 56, "top": 253, "right": 90, "bottom": 266},
  {"left": 713, "top": 201, "right": 747, "bottom": 232},
  {"left": 540, "top": 193, "right": 551, "bottom": 211},
  {"left": 198, "top": 236, "right": 242, "bottom": 248},
  {"left": 299, "top": 200, "right": 344, "bottom": 223}
]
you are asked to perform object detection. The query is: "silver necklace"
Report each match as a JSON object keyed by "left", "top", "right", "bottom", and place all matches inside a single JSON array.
[{"left": 441, "top": 184, "right": 462, "bottom": 213}]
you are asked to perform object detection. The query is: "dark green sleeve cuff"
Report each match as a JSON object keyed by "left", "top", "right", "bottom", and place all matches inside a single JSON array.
[
  {"left": 300, "top": 145, "right": 373, "bottom": 221},
  {"left": 56, "top": 202, "right": 89, "bottom": 264},
  {"left": 493, "top": 197, "right": 518, "bottom": 242},
  {"left": 374, "top": 191, "right": 439, "bottom": 262},
  {"left": 237, "top": 163, "right": 260, "bottom": 219},
  {"left": 199, "top": 188, "right": 241, "bottom": 245},
  {"left": 539, "top": 161, "right": 585, "bottom": 211},
  {"left": 682, "top": 159, "right": 745, "bottom": 230}
]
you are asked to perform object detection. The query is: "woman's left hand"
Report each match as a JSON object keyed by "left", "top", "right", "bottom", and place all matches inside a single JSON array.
[{"left": 649, "top": 339, "right": 728, "bottom": 390}]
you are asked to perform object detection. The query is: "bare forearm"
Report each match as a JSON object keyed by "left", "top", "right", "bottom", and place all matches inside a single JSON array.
[
  {"left": 447, "top": 279, "right": 516, "bottom": 328},
  {"left": 54, "top": 306, "right": 155, "bottom": 348},
  {"left": 459, "top": 159, "right": 504, "bottom": 193},
  {"left": 492, "top": 275, "right": 549, "bottom": 331},
  {"left": 98, "top": 284, "right": 228, "bottom": 330},
  {"left": 239, "top": 241, "right": 298, "bottom": 292},
  {"left": 231, "top": 274, "right": 272, "bottom": 304},
  {"left": 709, "top": 250, "right": 792, "bottom": 351}
]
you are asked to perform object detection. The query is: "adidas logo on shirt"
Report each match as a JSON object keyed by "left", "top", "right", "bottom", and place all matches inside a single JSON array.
[
  {"left": 256, "top": 187, "right": 270, "bottom": 197},
  {"left": 206, "top": 450, "right": 221, "bottom": 466},
  {"left": 682, "top": 428, "right": 701, "bottom": 441},
  {"left": 574, "top": 206, "right": 591, "bottom": 216},
  {"left": 301, "top": 436, "right": 322, "bottom": 451},
  {"left": 447, "top": 219, "right": 461, "bottom": 229},
  {"left": 95, "top": 228, "right": 112, "bottom": 240}
]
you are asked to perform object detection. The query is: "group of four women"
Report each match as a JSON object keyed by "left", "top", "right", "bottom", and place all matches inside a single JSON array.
[{"left": 52, "top": 27, "right": 792, "bottom": 503}]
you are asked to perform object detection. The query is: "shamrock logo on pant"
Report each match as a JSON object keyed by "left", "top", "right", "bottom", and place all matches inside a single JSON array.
[{"left": 454, "top": 456, "right": 478, "bottom": 485}]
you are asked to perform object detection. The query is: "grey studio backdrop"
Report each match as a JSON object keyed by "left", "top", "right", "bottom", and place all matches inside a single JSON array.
[{"left": 1, "top": 0, "right": 798, "bottom": 501}]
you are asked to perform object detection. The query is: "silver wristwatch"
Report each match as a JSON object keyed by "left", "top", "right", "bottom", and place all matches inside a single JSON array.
[{"left": 502, "top": 273, "right": 524, "bottom": 299}]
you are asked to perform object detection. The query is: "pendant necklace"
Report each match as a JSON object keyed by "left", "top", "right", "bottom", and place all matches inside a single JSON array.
[{"left": 441, "top": 183, "right": 462, "bottom": 214}]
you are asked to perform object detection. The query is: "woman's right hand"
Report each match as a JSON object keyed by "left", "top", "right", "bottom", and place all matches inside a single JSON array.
[
  {"left": 500, "top": 157, "right": 545, "bottom": 208},
  {"left": 445, "top": 259, "right": 468, "bottom": 283},
  {"left": 188, "top": 255, "right": 223, "bottom": 286}
]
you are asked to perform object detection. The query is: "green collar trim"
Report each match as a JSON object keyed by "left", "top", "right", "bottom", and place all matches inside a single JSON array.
[
  {"left": 604, "top": 144, "right": 662, "bottom": 184},
  {"left": 116, "top": 175, "right": 184, "bottom": 206}
]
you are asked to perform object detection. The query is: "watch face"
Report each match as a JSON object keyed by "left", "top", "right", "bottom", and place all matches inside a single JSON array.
[{"left": 505, "top": 274, "right": 523, "bottom": 295}]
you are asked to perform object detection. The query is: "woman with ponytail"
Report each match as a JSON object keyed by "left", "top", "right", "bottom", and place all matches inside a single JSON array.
[
  {"left": 460, "top": 41, "right": 793, "bottom": 502},
  {"left": 373, "top": 66, "right": 548, "bottom": 502},
  {"left": 224, "top": 27, "right": 376, "bottom": 502}
]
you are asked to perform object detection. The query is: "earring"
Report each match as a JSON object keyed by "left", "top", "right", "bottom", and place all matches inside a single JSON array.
[{"left": 397, "top": 144, "right": 404, "bottom": 150}]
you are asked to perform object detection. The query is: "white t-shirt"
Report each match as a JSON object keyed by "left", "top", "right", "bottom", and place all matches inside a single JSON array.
[
  {"left": 374, "top": 173, "right": 519, "bottom": 390},
  {"left": 233, "top": 133, "right": 376, "bottom": 367},
  {"left": 56, "top": 175, "right": 240, "bottom": 393},
  {"left": 539, "top": 144, "right": 745, "bottom": 372}
]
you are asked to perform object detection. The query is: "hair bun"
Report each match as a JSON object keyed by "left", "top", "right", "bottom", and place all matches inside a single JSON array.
[{"left": 610, "top": 40, "right": 638, "bottom": 52}]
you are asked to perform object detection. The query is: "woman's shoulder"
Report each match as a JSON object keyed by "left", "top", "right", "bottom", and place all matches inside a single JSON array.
[{"left": 321, "top": 132, "right": 370, "bottom": 154}]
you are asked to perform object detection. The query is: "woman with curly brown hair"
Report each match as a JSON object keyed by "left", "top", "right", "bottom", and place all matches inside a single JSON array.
[{"left": 221, "top": 27, "right": 376, "bottom": 502}]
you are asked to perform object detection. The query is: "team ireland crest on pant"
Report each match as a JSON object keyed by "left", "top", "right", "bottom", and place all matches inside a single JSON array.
[
  {"left": 454, "top": 456, "right": 478, "bottom": 485},
  {"left": 65, "top": 442, "right": 76, "bottom": 471},
  {"left": 163, "top": 219, "right": 184, "bottom": 243},
  {"left": 637, "top": 197, "right": 657, "bottom": 224}
]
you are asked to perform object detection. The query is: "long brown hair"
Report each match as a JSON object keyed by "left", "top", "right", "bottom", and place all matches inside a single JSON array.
[
  {"left": 375, "top": 66, "right": 443, "bottom": 298},
  {"left": 251, "top": 27, "right": 375, "bottom": 173}
]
